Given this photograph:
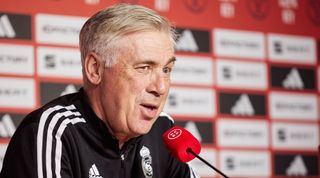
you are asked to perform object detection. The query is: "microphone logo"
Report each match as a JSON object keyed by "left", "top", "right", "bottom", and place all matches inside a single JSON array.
[
  {"left": 163, "top": 126, "right": 201, "bottom": 163},
  {"left": 167, "top": 128, "right": 182, "bottom": 140},
  {"left": 163, "top": 126, "right": 229, "bottom": 178}
]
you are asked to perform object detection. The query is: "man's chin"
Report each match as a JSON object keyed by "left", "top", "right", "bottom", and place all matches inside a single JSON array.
[{"left": 133, "top": 121, "right": 154, "bottom": 135}]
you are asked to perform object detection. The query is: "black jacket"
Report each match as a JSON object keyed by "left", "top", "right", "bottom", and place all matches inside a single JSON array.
[{"left": 0, "top": 89, "right": 198, "bottom": 178}]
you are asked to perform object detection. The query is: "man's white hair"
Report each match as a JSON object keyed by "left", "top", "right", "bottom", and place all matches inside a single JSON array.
[{"left": 79, "top": 3, "right": 177, "bottom": 67}]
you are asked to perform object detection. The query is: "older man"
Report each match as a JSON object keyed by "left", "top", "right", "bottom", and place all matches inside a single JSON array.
[{"left": 0, "top": 3, "right": 199, "bottom": 178}]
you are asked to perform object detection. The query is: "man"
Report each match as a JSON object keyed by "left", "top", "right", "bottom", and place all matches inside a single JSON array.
[{"left": 0, "top": 3, "right": 199, "bottom": 178}]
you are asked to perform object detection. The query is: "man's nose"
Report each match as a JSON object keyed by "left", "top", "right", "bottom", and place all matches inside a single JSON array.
[{"left": 146, "top": 70, "right": 168, "bottom": 97}]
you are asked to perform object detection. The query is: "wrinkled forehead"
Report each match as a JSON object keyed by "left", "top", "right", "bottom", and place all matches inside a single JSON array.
[
  {"left": 125, "top": 32, "right": 174, "bottom": 60},
  {"left": 114, "top": 31, "right": 172, "bottom": 53}
]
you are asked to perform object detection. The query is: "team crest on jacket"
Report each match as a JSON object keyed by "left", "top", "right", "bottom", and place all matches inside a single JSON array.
[{"left": 140, "top": 146, "right": 153, "bottom": 178}]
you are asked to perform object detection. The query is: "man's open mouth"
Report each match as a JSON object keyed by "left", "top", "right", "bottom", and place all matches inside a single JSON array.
[{"left": 141, "top": 104, "right": 157, "bottom": 110}]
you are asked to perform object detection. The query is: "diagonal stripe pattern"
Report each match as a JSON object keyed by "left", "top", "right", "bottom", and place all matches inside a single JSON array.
[{"left": 37, "top": 104, "right": 86, "bottom": 178}]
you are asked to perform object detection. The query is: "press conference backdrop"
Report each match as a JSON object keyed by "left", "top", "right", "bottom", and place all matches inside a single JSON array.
[{"left": 0, "top": 0, "right": 319, "bottom": 177}]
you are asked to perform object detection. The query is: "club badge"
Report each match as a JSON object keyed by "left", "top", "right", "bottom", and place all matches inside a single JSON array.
[{"left": 140, "top": 146, "right": 153, "bottom": 178}]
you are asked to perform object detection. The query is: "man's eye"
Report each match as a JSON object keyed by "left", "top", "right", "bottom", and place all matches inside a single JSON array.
[
  {"left": 163, "top": 67, "right": 172, "bottom": 74},
  {"left": 136, "top": 65, "right": 151, "bottom": 73}
]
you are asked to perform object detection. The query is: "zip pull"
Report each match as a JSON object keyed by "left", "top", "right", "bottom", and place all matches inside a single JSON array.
[
  {"left": 120, "top": 154, "right": 125, "bottom": 169},
  {"left": 120, "top": 153, "right": 126, "bottom": 177}
]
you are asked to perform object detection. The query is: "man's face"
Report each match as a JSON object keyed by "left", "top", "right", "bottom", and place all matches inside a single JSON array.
[{"left": 99, "top": 31, "right": 175, "bottom": 140}]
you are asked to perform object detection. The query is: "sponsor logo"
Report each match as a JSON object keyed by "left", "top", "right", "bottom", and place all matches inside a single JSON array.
[
  {"left": 0, "top": 113, "right": 24, "bottom": 129},
  {"left": 268, "top": 33, "right": 316, "bottom": 64},
  {"left": 183, "top": 0, "right": 208, "bottom": 13},
  {"left": 171, "top": 55, "right": 213, "bottom": 86},
  {"left": 278, "top": 0, "right": 298, "bottom": 24},
  {"left": 274, "top": 154, "right": 319, "bottom": 176},
  {"left": 287, "top": 155, "right": 307, "bottom": 176},
  {"left": 269, "top": 92, "right": 318, "bottom": 120},
  {"left": 175, "top": 28, "right": 210, "bottom": 53},
  {"left": 154, "top": 0, "right": 170, "bottom": 12},
  {"left": 0, "top": 13, "right": 31, "bottom": 40},
  {"left": 246, "top": 0, "right": 270, "bottom": 20},
  {"left": 219, "top": 92, "right": 266, "bottom": 117},
  {"left": 218, "top": 119, "right": 269, "bottom": 148},
  {"left": 271, "top": 66, "right": 316, "bottom": 90},
  {"left": 168, "top": 94, "right": 177, "bottom": 107},
  {"left": 40, "top": 82, "right": 81, "bottom": 105},
  {"left": 226, "top": 156, "right": 235, "bottom": 170},
  {"left": 176, "top": 30, "right": 198, "bottom": 52},
  {"left": 0, "top": 15, "right": 15, "bottom": 38},
  {"left": 231, "top": 94, "right": 255, "bottom": 116},
  {"left": 140, "top": 146, "right": 153, "bottom": 178},
  {"left": 273, "top": 40, "right": 282, "bottom": 53},
  {"left": 281, "top": 9, "right": 296, "bottom": 25},
  {"left": 220, "top": 150, "right": 270, "bottom": 177},
  {"left": 0, "top": 113, "right": 24, "bottom": 138},
  {"left": 272, "top": 122, "right": 319, "bottom": 150},
  {"left": 0, "top": 77, "right": 35, "bottom": 108},
  {"left": 89, "top": 164, "right": 103, "bottom": 178},
  {"left": 175, "top": 120, "right": 214, "bottom": 144},
  {"left": 189, "top": 148, "right": 216, "bottom": 177},
  {"left": 306, "top": 0, "right": 320, "bottom": 26},
  {"left": 164, "top": 87, "right": 216, "bottom": 117},
  {"left": 0, "top": 144, "right": 8, "bottom": 170},
  {"left": 219, "top": 1, "right": 236, "bottom": 18},
  {"left": 37, "top": 47, "right": 82, "bottom": 78},
  {"left": 36, "top": 14, "right": 86, "bottom": 45},
  {"left": 277, "top": 128, "right": 286, "bottom": 141},
  {"left": 214, "top": 29, "right": 265, "bottom": 60},
  {"left": 60, "top": 84, "right": 78, "bottom": 96},
  {"left": 84, "top": 0, "right": 100, "bottom": 5},
  {"left": 0, "top": 44, "right": 34, "bottom": 75},
  {"left": 0, "top": 114, "right": 16, "bottom": 138},
  {"left": 217, "top": 60, "right": 267, "bottom": 89},
  {"left": 282, "top": 68, "right": 303, "bottom": 89},
  {"left": 167, "top": 128, "right": 182, "bottom": 140},
  {"left": 45, "top": 54, "right": 55, "bottom": 68}
]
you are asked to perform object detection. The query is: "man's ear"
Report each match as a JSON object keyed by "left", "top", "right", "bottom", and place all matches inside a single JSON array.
[{"left": 84, "top": 52, "right": 103, "bottom": 85}]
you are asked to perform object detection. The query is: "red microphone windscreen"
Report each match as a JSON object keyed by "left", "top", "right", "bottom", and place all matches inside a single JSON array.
[{"left": 162, "top": 126, "right": 201, "bottom": 163}]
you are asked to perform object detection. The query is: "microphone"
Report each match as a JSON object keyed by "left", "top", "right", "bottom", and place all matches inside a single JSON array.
[{"left": 163, "top": 126, "right": 229, "bottom": 178}]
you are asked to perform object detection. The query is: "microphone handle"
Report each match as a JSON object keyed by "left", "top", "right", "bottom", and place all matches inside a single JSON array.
[{"left": 186, "top": 148, "right": 229, "bottom": 178}]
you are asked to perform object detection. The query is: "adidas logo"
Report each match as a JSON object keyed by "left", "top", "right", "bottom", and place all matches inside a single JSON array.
[
  {"left": 0, "top": 14, "right": 16, "bottom": 38},
  {"left": 286, "top": 155, "right": 307, "bottom": 176},
  {"left": 184, "top": 121, "right": 202, "bottom": 143},
  {"left": 282, "top": 68, "right": 304, "bottom": 89},
  {"left": 89, "top": 164, "right": 103, "bottom": 178},
  {"left": 175, "top": 29, "right": 199, "bottom": 52},
  {"left": 60, "top": 84, "right": 77, "bottom": 96},
  {"left": 231, "top": 94, "right": 255, "bottom": 116},
  {"left": 0, "top": 114, "right": 16, "bottom": 138}
]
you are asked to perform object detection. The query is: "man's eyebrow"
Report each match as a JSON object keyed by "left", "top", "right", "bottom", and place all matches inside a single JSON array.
[
  {"left": 166, "top": 56, "right": 176, "bottom": 65},
  {"left": 136, "top": 56, "right": 176, "bottom": 66}
]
